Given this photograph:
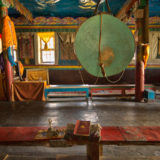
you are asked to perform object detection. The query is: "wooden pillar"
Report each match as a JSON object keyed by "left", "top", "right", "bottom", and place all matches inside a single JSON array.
[
  {"left": 135, "top": 0, "right": 149, "bottom": 102},
  {"left": 0, "top": 3, "right": 13, "bottom": 101},
  {"left": 87, "top": 142, "right": 102, "bottom": 160}
]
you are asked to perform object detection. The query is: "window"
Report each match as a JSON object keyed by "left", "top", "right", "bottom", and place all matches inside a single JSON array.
[
  {"left": 36, "top": 32, "right": 57, "bottom": 65},
  {"left": 10, "top": 46, "right": 17, "bottom": 62},
  {"left": 40, "top": 37, "right": 55, "bottom": 63},
  {"left": 13, "top": 49, "right": 17, "bottom": 62}
]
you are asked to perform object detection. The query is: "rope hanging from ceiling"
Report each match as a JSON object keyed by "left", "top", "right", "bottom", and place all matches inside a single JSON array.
[
  {"left": 97, "top": 9, "right": 125, "bottom": 83},
  {"left": 94, "top": 0, "right": 112, "bottom": 15}
]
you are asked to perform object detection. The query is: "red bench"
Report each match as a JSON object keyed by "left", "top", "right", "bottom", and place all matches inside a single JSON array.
[
  {"left": 90, "top": 84, "right": 155, "bottom": 98},
  {"left": 0, "top": 126, "right": 160, "bottom": 160}
]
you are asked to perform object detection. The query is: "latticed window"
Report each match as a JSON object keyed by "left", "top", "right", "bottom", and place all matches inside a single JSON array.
[
  {"left": 40, "top": 37, "right": 55, "bottom": 63},
  {"left": 37, "top": 32, "right": 56, "bottom": 64}
]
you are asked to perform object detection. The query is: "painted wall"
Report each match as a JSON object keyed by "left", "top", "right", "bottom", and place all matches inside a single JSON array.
[{"left": 15, "top": 25, "right": 160, "bottom": 85}]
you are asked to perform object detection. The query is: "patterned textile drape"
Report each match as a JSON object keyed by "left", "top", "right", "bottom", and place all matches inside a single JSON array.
[
  {"left": 17, "top": 33, "right": 34, "bottom": 59},
  {"left": 2, "top": 16, "right": 17, "bottom": 51},
  {"left": 57, "top": 32, "right": 77, "bottom": 60}
]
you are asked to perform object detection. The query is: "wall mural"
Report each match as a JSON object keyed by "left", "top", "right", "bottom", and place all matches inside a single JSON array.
[
  {"left": 8, "top": 0, "right": 129, "bottom": 17},
  {"left": 17, "top": 33, "right": 34, "bottom": 60},
  {"left": 79, "top": 0, "right": 97, "bottom": 9},
  {"left": 16, "top": 32, "right": 78, "bottom": 65},
  {"left": 8, "top": 0, "right": 160, "bottom": 19}
]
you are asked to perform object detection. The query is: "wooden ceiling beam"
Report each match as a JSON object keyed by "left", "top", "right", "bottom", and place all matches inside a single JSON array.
[
  {"left": 2, "top": 0, "right": 33, "bottom": 21},
  {"left": 116, "top": 0, "right": 139, "bottom": 20}
]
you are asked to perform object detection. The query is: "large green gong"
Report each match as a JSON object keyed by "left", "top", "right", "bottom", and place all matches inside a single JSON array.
[{"left": 74, "top": 14, "right": 135, "bottom": 77}]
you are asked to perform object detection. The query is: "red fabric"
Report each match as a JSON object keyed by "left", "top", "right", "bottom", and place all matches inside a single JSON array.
[
  {"left": 101, "top": 127, "right": 124, "bottom": 141},
  {"left": 139, "top": 127, "right": 160, "bottom": 141},
  {"left": 101, "top": 126, "right": 160, "bottom": 142},
  {"left": 119, "top": 127, "right": 146, "bottom": 141},
  {"left": 0, "top": 126, "right": 160, "bottom": 143},
  {"left": 12, "top": 81, "right": 45, "bottom": 101},
  {"left": 0, "top": 127, "right": 47, "bottom": 142}
]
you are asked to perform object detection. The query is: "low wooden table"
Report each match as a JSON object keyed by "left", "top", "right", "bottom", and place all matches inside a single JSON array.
[{"left": 0, "top": 126, "right": 160, "bottom": 160}]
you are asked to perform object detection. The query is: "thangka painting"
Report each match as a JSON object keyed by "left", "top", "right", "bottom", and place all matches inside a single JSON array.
[
  {"left": 58, "top": 32, "right": 77, "bottom": 60},
  {"left": 17, "top": 33, "right": 34, "bottom": 59}
]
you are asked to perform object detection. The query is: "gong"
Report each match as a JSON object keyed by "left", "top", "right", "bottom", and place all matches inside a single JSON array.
[{"left": 74, "top": 14, "right": 135, "bottom": 77}]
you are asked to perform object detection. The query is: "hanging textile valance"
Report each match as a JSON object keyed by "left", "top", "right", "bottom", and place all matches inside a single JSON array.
[
  {"left": 57, "top": 32, "right": 77, "bottom": 60},
  {"left": 57, "top": 32, "right": 76, "bottom": 44},
  {"left": 2, "top": 16, "right": 17, "bottom": 50},
  {"left": 37, "top": 32, "right": 54, "bottom": 44}
]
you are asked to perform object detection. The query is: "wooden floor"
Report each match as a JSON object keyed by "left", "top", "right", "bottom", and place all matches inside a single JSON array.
[
  {"left": 0, "top": 99, "right": 160, "bottom": 159},
  {"left": 2, "top": 155, "right": 160, "bottom": 160}
]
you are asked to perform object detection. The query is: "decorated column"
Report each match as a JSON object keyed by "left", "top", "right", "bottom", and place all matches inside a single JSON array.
[
  {"left": 135, "top": 0, "right": 149, "bottom": 102},
  {"left": 0, "top": 1, "right": 13, "bottom": 101}
]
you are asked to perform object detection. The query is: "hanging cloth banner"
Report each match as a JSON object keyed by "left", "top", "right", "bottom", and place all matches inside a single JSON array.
[
  {"left": 2, "top": 16, "right": 17, "bottom": 51},
  {"left": 37, "top": 32, "right": 54, "bottom": 50},
  {"left": 7, "top": 46, "right": 16, "bottom": 66},
  {"left": 0, "top": 34, "right": 2, "bottom": 54},
  {"left": 37, "top": 32, "right": 54, "bottom": 44},
  {"left": 143, "top": 44, "right": 150, "bottom": 68}
]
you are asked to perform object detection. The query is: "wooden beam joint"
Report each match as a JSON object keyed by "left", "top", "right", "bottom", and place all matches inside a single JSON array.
[{"left": 0, "top": 0, "right": 33, "bottom": 21}]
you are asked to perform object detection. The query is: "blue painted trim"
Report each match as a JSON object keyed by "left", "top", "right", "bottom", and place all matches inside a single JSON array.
[{"left": 44, "top": 87, "right": 89, "bottom": 99}]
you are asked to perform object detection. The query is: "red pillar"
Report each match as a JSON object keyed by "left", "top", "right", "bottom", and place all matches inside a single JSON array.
[
  {"left": 4, "top": 57, "right": 13, "bottom": 101},
  {"left": 0, "top": 5, "right": 13, "bottom": 101},
  {"left": 135, "top": 0, "right": 149, "bottom": 102},
  {"left": 135, "top": 18, "right": 144, "bottom": 102},
  {"left": 135, "top": 53, "right": 145, "bottom": 102}
]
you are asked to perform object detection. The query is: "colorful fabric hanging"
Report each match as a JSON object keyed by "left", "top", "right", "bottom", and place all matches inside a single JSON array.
[
  {"left": 7, "top": 47, "right": 16, "bottom": 66},
  {"left": 2, "top": 16, "right": 17, "bottom": 51},
  {"left": 38, "top": 32, "right": 54, "bottom": 44},
  {"left": 143, "top": 44, "right": 150, "bottom": 68},
  {"left": 17, "top": 61, "right": 24, "bottom": 78},
  {"left": 17, "top": 33, "right": 34, "bottom": 59},
  {"left": 38, "top": 32, "right": 55, "bottom": 51}
]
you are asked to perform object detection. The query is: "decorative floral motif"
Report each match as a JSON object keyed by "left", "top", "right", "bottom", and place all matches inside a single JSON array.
[
  {"left": 12, "top": 16, "right": 160, "bottom": 26},
  {"left": 33, "top": 17, "right": 47, "bottom": 25},
  {"left": 149, "top": 17, "right": 160, "bottom": 24},
  {"left": 12, "top": 16, "right": 88, "bottom": 25}
]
